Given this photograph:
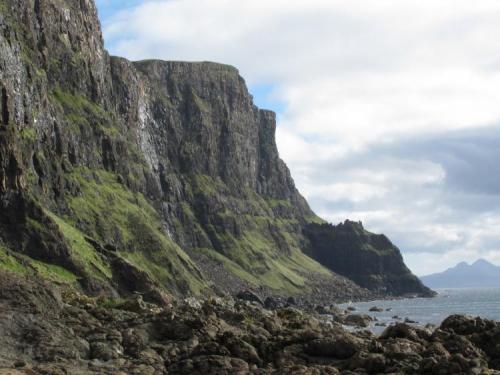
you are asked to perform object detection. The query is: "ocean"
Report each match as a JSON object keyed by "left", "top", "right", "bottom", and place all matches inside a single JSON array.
[{"left": 338, "top": 287, "right": 500, "bottom": 334}]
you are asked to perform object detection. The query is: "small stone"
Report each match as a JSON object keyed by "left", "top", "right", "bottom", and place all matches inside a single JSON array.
[{"left": 13, "top": 361, "right": 26, "bottom": 368}]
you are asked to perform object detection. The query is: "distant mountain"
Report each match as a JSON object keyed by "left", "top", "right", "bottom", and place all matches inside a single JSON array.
[{"left": 421, "top": 259, "right": 500, "bottom": 288}]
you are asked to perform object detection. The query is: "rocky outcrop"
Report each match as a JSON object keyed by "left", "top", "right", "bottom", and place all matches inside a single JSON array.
[
  {"left": 0, "top": 270, "right": 496, "bottom": 374},
  {"left": 304, "top": 221, "right": 435, "bottom": 296}
]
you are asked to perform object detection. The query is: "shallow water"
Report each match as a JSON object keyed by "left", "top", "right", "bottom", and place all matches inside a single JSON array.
[{"left": 338, "top": 287, "right": 500, "bottom": 333}]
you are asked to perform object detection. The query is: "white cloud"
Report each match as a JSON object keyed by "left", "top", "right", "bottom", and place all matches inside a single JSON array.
[{"left": 101, "top": 0, "right": 500, "bottom": 275}]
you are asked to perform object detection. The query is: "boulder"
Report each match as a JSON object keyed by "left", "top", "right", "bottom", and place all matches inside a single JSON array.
[
  {"left": 380, "top": 323, "right": 421, "bottom": 342},
  {"left": 304, "top": 335, "right": 361, "bottom": 359},
  {"left": 344, "top": 314, "right": 373, "bottom": 328},
  {"left": 236, "top": 291, "right": 263, "bottom": 305},
  {"left": 116, "top": 295, "right": 148, "bottom": 313},
  {"left": 440, "top": 315, "right": 494, "bottom": 335},
  {"left": 264, "top": 297, "right": 284, "bottom": 310},
  {"left": 144, "top": 288, "right": 173, "bottom": 308},
  {"left": 348, "top": 352, "right": 386, "bottom": 373},
  {"left": 167, "top": 355, "right": 250, "bottom": 374}
]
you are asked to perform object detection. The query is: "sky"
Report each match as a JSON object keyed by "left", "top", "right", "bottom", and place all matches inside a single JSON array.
[{"left": 95, "top": 0, "right": 500, "bottom": 276}]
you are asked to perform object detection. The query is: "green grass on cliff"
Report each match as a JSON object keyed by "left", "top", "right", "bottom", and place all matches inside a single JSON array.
[
  {"left": 198, "top": 245, "right": 330, "bottom": 294},
  {"left": 63, "top": 167, "right": 206, "bottom": 294},
  {"left": 45, "top": 211, "right": 112, "bottom": 279},
  {"left": 0, "top": 243, "right": 29, "bottom": 275},
  {"left": 30, "top": 260, "right": 79, "bottom": 283},
  {"left": 266, "top": 198, "right": 292, "bottom": 209},
  {"left": 0, "top": 242, "right": 78, "bottom": 283},
  {"left": 51, "top": 88, "right": 119, "bottom": 136},
  {"left": 185, "top": 174, "right": 332, "bottom": 294}
]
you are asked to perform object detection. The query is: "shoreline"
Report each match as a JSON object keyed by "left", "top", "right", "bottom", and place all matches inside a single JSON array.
[
  {"left": 336, "top": 287, "right": 500, "bottom": 336},
  {"left": 1, "top": 271, "right": 500, "bottom": 374}
]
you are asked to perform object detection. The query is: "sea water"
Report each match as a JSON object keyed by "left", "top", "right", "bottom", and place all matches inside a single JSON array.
[{"left": 338, "top": 287, "right": 500, "bottom": 334}]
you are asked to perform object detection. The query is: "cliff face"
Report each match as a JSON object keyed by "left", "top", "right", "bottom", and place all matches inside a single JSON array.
[
  {"left": 0, "top": 0, "right": 431, "bottom": 299},
  {"left": 304, "top": 221, "right": 435, "bottom": 297}
]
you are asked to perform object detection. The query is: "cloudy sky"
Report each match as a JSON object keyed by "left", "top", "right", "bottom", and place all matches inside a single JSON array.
[{"left": 95, "top": 0, "right": 500, "bottom": 276}]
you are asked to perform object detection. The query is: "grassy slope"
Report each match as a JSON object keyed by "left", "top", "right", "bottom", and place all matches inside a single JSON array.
[
  {"left": 63, "top": 167, "right": 206, "bottom": 294},
  {"left": 186, "top": 174, "right": 332, "bottom": 295},
  {"left": 0, "top": 241, "right": 78, "bottom": 284}
]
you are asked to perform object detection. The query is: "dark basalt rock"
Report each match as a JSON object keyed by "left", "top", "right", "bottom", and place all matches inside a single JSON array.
[
  {"left": 343, "top": 314, "right": 374, "bottom": 328},
  {"left": 236, "top": 290, "right": 263, "bottom": 305},
  {"left": 304, "top": 220, "right": 436, "bottom": 297},
  {"left": 0, "top": 270, "right": 496, "bottom": 374},
  {"left": 304, "top": 336, "right": 361, "bottom": 359},
  {"left": 264, "top": 296, "right": 285, "bottom": 310}
]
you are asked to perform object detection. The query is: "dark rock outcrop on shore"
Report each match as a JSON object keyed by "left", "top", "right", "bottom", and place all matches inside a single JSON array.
[
  {"left": 304, "top": 221, "right": 435, "bottom": 297},
  {"left": 0, "top": 271, "right": 498, "bottom": 375}
]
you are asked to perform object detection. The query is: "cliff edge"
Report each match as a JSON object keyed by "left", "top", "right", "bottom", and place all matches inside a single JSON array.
[{"left": 0, "top": 0, "right": 431, "bottom": 300}]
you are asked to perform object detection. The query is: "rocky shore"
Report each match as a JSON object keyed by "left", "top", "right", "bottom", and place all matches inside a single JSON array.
[{"left": 1, "top": 270, "right": 499, "bottom": 375}]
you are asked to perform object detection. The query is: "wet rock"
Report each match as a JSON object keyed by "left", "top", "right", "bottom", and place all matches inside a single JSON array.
[
  {"left": 344, "top": 314, "right": 373, "bottom": 328},
  {"left": 440, "top": 315, "right": 493, "bottom": 335},
  {"left": 304, "top": 335, "right": 361, "bottom": 359},
  {"left": 167, "top": 355, "right": 250, "bottom": 374},
  {"left": 369, "top": 306, "right": 384, "bottom": 312},
  {"left": 423, "top": 342, "right": 451, "bottom": 359},
  {"left": 380, "top": 323, "right": 423, "bottom": 342},
  {"left": 348, "top": 351, "right": 387, "bottom": 373}
]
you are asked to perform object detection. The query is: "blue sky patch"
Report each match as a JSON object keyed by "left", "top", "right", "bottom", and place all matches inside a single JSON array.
[
  {"left": 248, "top": 84, "right": 285, "bottom": 118},
  {"left": 95, "top": 0, "right": 145, "bottom": 20}
]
